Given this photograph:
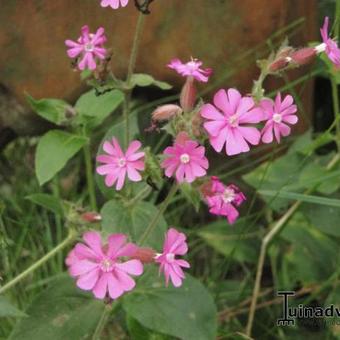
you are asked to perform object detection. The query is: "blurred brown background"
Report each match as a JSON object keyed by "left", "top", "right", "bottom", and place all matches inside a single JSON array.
[{"left": 0, "top": 0, "right": 317, "bottom": 146}]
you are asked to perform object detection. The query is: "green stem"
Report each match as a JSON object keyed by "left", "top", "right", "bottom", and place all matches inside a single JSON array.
[
  {"left": 92, "top": 302, "right": 119, "bottom": 340},
  {"left": 126, "top": 12, "right": 145, "bottom": 84},
  {"left": 52, "top": 178, "right": 63, "bottom": 271},
  {"left": 138, "top": 183, "right": 179, "bottom": 245},
  {"left": 0, "top": 232, "right": 76, "bottom": 295},
  {"left": 331, "top": 78, "right": 340, "bottom": 151},
  {"left": 83, "top": 143, "right": 97, "bottom": 211},
  {"left": 123, "top": 12, "right": 146, "bottom": 146}
]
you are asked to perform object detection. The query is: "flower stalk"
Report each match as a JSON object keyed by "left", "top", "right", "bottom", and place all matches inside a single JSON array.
[
  {"left": 123, "top": 12, "right": 146, "bottom": 146},
  {"left": 0, "top": 232, "right": 76, "bottom": 295},
  {"left": 83, "top": 142, "right": 98, "bottom": 211},
  {"left": 138, "top": 183, "right": 179, "bottom": 245}
]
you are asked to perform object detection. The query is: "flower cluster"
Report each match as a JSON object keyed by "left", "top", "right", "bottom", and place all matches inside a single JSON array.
[
  {"left": 66, "top": 228, "right": 189, "bottom": 299},
  {"left": 63, "top": 0, "right": 335, "bottom": 303}
]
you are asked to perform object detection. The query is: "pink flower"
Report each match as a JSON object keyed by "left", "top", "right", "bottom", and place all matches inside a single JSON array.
[
  {"left": 100, "top": 0, "right": 129, "bottom": 9},
  {"left": 155, "top": 228, "right": 190, "bottom": 287},
  {"left": 96, "top": 138, "right": 145, "bottom": 190},
  {"left": 168, "top": 58, "right": 212, "bottom": 82},
  {"left": 203, "top": 177, "right": 246, "bottom": 224},
  {"left": 318, "top": 17, "right": 340, "bottom": 68},
  {"left": 66, "top": 231, "right": 143, "bottom": 300},
  {"left": 161, "top": 132, "right": 209, "bottom": 183},
  {"left": 201, "top": 88, "right": 264, "bottom": 156},
  {"left": 261, "top": 93, "right": 298, "bottom": 144},
  {"left": 65, "top": 25, "right": 107, "bottom": 70}
]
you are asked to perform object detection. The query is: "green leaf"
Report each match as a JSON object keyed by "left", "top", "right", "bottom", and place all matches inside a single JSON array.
[
  {"left": 258, "top": 190, "right": 340, "bottom": 208},
  {"left": 243, "top": 151, "right": 302, "bottom": 211},
  {"left": 35, "top": 130, "right": 87, "bottom": 185},
  {"left": 101, "top": 200, "right": 165, "bottom": 248},
  {"left": 9, "top": 277, "right": 105, "bottom": 340},
  {"left": 0, "top": 297, "right": 26, "bottom": 318},
  {"left": 130, "top": 74, "right": 172, "bottom": 90},
  {"left": 75, "top": 89, "right": 124, "bottom": 128},
  {"left": 127, "top": 316, "right": 172, "bottom": 340},
  {"left": 26, "top": 94, "right": 70, "bottom": 125},
  {"left": 123, "top": 269, "right": 217, "bottom": 340},
  {"left": 198, "top": 219, "right": 260, "bottom": 263},
  {"left": 280, "top": 213, "right": 339, "bottom": 284},
  {"left": 302, "top": 198, "right": 340, "bottom": 237},
  {"left": 26, "top": 193, "right": 63, "bottom": 215}
]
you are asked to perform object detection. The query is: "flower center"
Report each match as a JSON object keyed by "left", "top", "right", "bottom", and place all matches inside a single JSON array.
[
  {"left": 272, "top": 113, "right": 282, "bottom": 123},
  {"left": 229, "top": 114, "right": 239, "bottom": 127},
  {"left": 84, "top": 42, "right": 94, "bottom": 52},
  {"left": 117, "top": 158, "right": 126, "bottom": 167},
  {"left": 180, "top": 153, "right": 190, "bottom": 164},
  {"left": 222, "top": 188, "right": 235, "bottom": 203},
  {"left": 166, "top": 253, "right": 175, "bottom": 263},
  {"left": 100, "top": 258, "right": 114, "bottom": 272},
  {"left": 187, "top": 60, "right": 198, "bottom": 72}
]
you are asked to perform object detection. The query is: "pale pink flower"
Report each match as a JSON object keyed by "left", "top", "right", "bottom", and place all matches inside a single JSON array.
[
  {"left": 100, "top": 0, "right": 129, "bottom": 9},
  {"left": 201, "top": 88, "right": 264, "bottom": 156},
  {"left": 261, "top": 93, "right": 298, "bottom": 144},
  {"left": 168, "top": 58, "right": 212, "bottom": 82},
  {"left": 96, "top": 138, "right": 145, "bottom": 190},
  {"left": 65, "top": 25, "right": 107, "bottom": 70},
  {"left": 161, "top": 132, "right": 209, "bottom": 183},
  {"left": 203, "top": 177, "right": 246, "bottom": 224},
  {"left": 155, "top": 228, "right": 190, "bottom": 287},
  {"left": 317, "top": 17, "right": 340, "bottom": 68},
  {"left": 66, "top": 231, "right": 143, "bottom": 300}
]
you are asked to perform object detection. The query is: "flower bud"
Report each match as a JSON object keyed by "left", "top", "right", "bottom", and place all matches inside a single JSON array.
[
  {"left": 81, "top": 212, "right": 102, "bottom": 223},
  {"left": 175, "top": 131, "right": 190, "bottom": 145},
  {"left": 268, "top": 57, "right": 290, "bottom": 72},
  {"left": 199, "top": 176, "right": 219, "bottom": 197},
  {"left": 132, "top": 247, "right": 156, "bottom": 263},
  {"left": 151, "top": 104, "right": 182, "bottom": 122},
  {"left": 180, "top": 77, "right": 197, "bottom": 112},
  {"left": 290, "top": 47, "right": 317, "bottom": 66}
]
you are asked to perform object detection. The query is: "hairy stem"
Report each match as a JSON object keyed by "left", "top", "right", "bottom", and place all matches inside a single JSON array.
[
  {"left": 123, "top": 12, "right": 145, "bottom": 146},
  {"left": 84, "top": 143, "right": 97, "bottom": 211},
  {"left": 92, "top": 302, "right": 118, "bottom": 340},
  {"left": 138, "top": 183, "right": 179, "bottom": 245},
  {"left": 245, "top": 153, "right": 340, "bottom": 336},
  {"left": 0, "top": 232, "right": 76, "bottom": 295}
]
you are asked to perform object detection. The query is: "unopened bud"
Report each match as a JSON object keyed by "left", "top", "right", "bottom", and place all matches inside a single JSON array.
[
  {"left": 290, "top": 47, "right": 317, "bottom": 66},
  {"left": 200, "top": 176, "right": 219, "bottom": 197},
  {"left": 132, "top": 247, "right": 156, "bottom": 263},
  {"left": 180, "top": 77, "right": 197, "bottom": 112},
  {"left": 175, "top": 131, "right": 190, "bottom": 145},
  {"left": 269, "top": 57, "right": 290, "bottom": 72},
  {"left": 81, "top": 212, "right": 102, "bottom": 223},
  {"left": 151, "top": 104, "right": 182, "bottom": 122}
]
